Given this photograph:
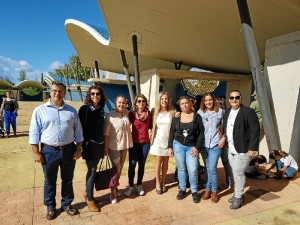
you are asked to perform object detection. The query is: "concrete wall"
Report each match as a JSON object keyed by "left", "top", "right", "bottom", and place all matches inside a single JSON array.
[{"left": 262, "top": 31, "right": 300, "bottom": 165}]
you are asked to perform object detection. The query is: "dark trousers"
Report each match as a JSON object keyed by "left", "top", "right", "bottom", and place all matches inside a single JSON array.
[
  {"left": 85, "top": 159, "right": 101, "bottom": 201},
  {"left": 128, "top": 142, "right": 150, "bottom": 187},
  {"left": 41, "top": 143, "right": 76, "bottom": 210}
]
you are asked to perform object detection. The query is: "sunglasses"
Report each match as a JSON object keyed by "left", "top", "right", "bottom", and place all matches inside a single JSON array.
[
  {"left": 90, "top": 92, "right": 100, "bottom": 96},
  {"left": 229, "top": 96, "right": 241, "bottom": 100},
  {"left": 137, "top": 100, "right": 146, "bottom": 103}
]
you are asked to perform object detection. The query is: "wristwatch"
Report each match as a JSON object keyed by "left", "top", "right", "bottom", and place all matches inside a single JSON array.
[{"left": 77, "top": 146, "right": 83, "bottom": 152}]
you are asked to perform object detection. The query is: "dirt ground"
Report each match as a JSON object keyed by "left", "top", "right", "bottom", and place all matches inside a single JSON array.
[{"left": 0, "top": 101, "right": 175, "bottom": 192}]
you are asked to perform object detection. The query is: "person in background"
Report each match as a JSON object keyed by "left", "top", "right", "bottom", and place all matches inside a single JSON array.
[
  {"left": 104, "top": 95, "right": 133, "bottom": 204},
  {"left": 0, "top": 91, "right": 19, "bottom": 138},
  {"left": 223, "top": 90, "right": 260, "bottom": 209},
  {"left": 198, "top": 93, "right": 225, "bottom": 203},
  {"left": 78, "top": 85, "right": 106, "bottom": 212},
  {"left": 150, "top": 92, "right": 175, "bottom": 194},
  {"left": 216, "top": 96, "right": 233, "bottom": 189},
  {"left": 250, "top": 90, "right": 262, "bottom": 128},
  {"left": 168, "top": 96, "right": 204, "bottom": 203},
  {"left": 267, "top": 150, "right": 298, "bottom": 179},
  {"left": 29, "top": 81, "right": 83, "bottom": 220},
  {"left": 244, "top": 155, "right": 269, "bottom": 180},
  {"left": 125, "top": 94, "right": 152, "bottom": 196}
]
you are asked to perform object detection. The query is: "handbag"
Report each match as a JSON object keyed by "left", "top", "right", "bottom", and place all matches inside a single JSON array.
[{"left": 94, "top": 156, "right": 119, "bottom": 191}]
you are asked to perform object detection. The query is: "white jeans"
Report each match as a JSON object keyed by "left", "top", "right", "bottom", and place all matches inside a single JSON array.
[{"left": 228, "top": 153, "right": 250, "bottom": 198}]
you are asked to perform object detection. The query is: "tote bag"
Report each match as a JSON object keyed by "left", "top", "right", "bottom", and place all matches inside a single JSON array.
[{"left": 95, "top": 156, "right": 119, "bottom": 191}]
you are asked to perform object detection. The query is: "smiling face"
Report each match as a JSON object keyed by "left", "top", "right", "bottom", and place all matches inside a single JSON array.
[
  {"left": 50, "top": 84, "right": 66, "bottom": 106},
  {"left": 204, "top": 95, "right": 214, "bottom": 111},
  {"left": 228, "top": 91, "right": 242, "bottom": 110},
  {"left": 115, "top": 96, "right": 127, "bottom": 113},
  {"left": 136, "top": 97, "right": 146, "bottom": 111},
  {"left": 160, "top": 94, "right": 169, "bottom": 110},
  {"left": 90, "top": 88, "right": 101, "bottom": 106}
]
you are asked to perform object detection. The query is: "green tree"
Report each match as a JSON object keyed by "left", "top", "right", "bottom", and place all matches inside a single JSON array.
[
  {"left": 51, "top": 54, "right": 91, "bottom": 82},
  {"left": 18, "top": 69, "right": 27, "bottom": 81}
]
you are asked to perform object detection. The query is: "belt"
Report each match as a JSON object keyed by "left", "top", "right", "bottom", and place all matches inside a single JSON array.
[{"left": 42, "top": 142, "right": 73, "bottom": 150}]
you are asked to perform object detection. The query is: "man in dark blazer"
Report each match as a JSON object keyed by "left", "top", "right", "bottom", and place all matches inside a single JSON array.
[{"left": 223, "top": 90, "right": 260, "bottom": 209}]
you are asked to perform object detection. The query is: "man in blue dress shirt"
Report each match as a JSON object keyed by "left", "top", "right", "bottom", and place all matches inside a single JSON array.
[{"left": 29, "top": 81, "right": 84, "bottom": 220}]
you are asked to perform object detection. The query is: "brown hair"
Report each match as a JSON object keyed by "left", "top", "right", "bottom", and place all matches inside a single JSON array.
[
  {"left": 133, "top": 94, "right": 149, "bottom": 112},
  {"left": 199, "top": 92, "right": 219, "bottom": 112},
  {"left": 84, "top": 85, "right": 106, "bottom": 113}
]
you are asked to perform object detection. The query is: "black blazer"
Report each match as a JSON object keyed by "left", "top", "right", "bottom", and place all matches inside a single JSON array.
[{"left": 223, "top": 104, "right": 260, "bottom": 153}]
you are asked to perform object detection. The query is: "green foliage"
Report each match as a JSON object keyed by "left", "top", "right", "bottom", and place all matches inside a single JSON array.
[
  {"left": 51, "top": 54, "right": 91, "bottom": 82},
  {"left": 22, "top": 87, "right": 40, "bottom": 96}
]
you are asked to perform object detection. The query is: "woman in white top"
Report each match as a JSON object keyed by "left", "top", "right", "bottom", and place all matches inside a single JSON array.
[
  {"left": 267, "top": 150, "right": 298, "bottom": 179},
  {"left": 104, "top": 95, "right": 133, "bottom": 204},
  {"left": 150, "top": 92, "right": 175, "bottom": 194}
]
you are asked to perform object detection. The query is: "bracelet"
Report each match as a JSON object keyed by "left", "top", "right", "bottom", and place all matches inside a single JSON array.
[{"left": 76, "top": 146, "right": 83, "bottom": 152}]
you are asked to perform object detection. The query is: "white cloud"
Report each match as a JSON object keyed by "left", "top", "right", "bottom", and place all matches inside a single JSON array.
[
  {"left": 0, "top": 55, "right": 43, "bottom": 83},
  {"left": 49, "top": 61, "right": 63, "bottom": 71}
]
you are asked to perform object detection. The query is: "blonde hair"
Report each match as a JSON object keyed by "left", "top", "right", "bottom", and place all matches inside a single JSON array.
[{"left": 150, "top": 92, "right": 174, "bottom": 144}]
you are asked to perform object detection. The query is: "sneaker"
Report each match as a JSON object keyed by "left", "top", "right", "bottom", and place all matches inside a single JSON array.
[
  {"left": 136, "top": 185, "right": 145, "bottom": 196},
  {"left": 176, "top": 190, "right": 186, "bottom": 200},
  {"left": 192, "top": 192, "right": 200, "bottom": 203},
  {"left": 110, "top": 191, "right": 117, "bottom": 204},
  {"left": 124, "top": 186, "right": 135, "bottom": 197}
]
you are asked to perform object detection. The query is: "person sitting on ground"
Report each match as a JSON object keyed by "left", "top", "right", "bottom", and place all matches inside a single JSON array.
[
  {"left": 267, "top": 150, "right": 298, "bottom": 179},
  {"left": 244, "top": 155, "right": 269, "bottom": 180}
]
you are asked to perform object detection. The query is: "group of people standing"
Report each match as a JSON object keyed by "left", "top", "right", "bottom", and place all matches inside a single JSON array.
[{"left": 29, "top": 81, "right": 266, "bottom": 220}]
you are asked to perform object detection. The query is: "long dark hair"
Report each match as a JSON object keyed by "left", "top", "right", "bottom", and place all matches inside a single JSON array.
[{"left": 84, "top": 85, "right": 106, "bottom": 113}]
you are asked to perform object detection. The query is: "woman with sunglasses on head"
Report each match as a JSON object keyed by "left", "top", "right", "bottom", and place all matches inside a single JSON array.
[
  {"left": 124, "top": 94, "right": 152, "bottom": 197},
  {"left": 168, "top": 96, "right": 204, "bottom": 203},
  {"left": 104, "top": 95, "right": 133, "bottom": 204},
  {"left": 78, "top": 85, "right": 106, "bottom": 212},
  {"left": 150, "top": 92, "right": 175, "bottom": 194},
  {"left": 198, "top": 93, "right": 226, "bottom": 203}
]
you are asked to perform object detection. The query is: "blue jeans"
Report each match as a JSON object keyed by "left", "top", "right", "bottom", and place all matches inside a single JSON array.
[
  {"left": 221, "top": 148, "right": 233, "bottom": 187},
  {"left": 128, "top": 142, "right": 150, "bottom": 187},
  {"left": 85, "top": 159, "right": 101, "bottom": 201},
  {"left": 173, "top": 140, "right": 199, "bottom": 193},
  {"left": 4, "top": 111, "right": 16, "bottom": 135},
  {"left": 275, "top": 160, "right": 297, "bottom": 178},
  {"left": 41, "top": 143, "right": 76, "bottom": 210},
  {"left": 203, "top": 146, "right": 222, "bottom": 192}
]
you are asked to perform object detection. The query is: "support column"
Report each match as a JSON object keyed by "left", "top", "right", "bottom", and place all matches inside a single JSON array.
[
  {"left": 120, "top": 49, "right": 135, "bottom": 104},
  {"left": 236, "top": 0, "right": 280, "bottom": 151},
  {"left": 140, "top": 69, "right": 160, "bottom": 110},
  {"left": 132, "top": 35, "right": 141, "bottom": 95},
  {"left": 94, "top": 60, "right": 100, "bottom": 79}
]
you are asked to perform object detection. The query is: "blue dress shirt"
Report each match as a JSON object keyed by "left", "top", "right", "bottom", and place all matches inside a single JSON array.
[{"left": 29, "top": 100, "right": 84, "bottom": 146}]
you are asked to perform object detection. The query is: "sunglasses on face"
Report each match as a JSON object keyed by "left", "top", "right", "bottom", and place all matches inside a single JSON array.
[
  {"left": 229, "top": 96, "right": 241, "bottom": 100},
  {"left": 90, "top": 92, "right": 100, "bottom": 96},
  {"left": 137, "top": 100, "right": 146, "bottom": 103}
]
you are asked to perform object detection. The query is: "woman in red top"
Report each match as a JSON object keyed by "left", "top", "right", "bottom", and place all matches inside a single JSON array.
[{"left": 125, "top": 94, "right": 152, "bottom": 196}]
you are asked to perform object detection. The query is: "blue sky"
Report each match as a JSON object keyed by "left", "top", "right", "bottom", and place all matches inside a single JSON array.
[{"left": 0, "top": 0, "right": 107, "bottom": 83}]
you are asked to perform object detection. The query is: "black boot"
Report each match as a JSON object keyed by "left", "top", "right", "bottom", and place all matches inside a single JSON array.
[{"left": 230, "top": 197, "right": 244, "bottom": 209}]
